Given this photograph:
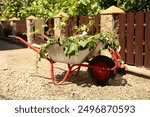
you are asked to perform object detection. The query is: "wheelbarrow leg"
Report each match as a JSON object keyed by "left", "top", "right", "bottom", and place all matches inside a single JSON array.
[
  {"left": 67, "top": 64, "right": 81, "bottom": 76},
  {"left": 49, "top": 61, "right": 73, "bottom": 85}
]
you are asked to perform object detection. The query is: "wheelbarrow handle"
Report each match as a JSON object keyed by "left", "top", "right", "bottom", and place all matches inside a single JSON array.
[
  {"left": 9, "top": 35, "right": 40, "bottom": 54},
  {"left": 35, "top": 33, "right": 49, "bottom": 41}
]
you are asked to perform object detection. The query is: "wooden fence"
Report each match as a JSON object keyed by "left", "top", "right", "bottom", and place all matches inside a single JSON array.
[
  {"left": 119, "top": 11, "right": 150, "bottom": 68},
  {"left": 2, "top": 21, "right": 11, "bottom": 37},
  {"left": 46, "top": 16, "right": 100, "bottom": 37},
  {"left": 1, "top": 12, "right": 150, "bottom": 68},
  {"left": 1, "top": 20, "right": 27, "bottom": 39},
  {"left": 15, "top": 20, "right": 27, "bottom": 40}
]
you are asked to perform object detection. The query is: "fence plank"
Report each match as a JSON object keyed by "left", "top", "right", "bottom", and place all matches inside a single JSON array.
[
  {"left": 16, "top": 20, "right": 27, "bottom": 40},
  {"left": 135, "top": 12, "right": 144, "bottom": 66},
  {"left": 119, "top": 13, "right": 126, "bottom": 62},
  {"left": 79, "top": 16, "right": 89, "bottom": 25},
  {"left": 45, "top": 18, "right": 54, "bottom": 36},
  {"left": 88, "top": 16, "right": 100, "bottom": 35},
  {"left": 94, "top": 16, "right": 100, "bottom": 34},
  {"left": 64, "top": 17, "right": 77, "bottom": 37},
  {"left": 1, "top": 21, "right": 11, "bottom": 37},
  {"left": 145, "top": 12, "right": 150, "bottom": 68},
  {"left": 126, "top": 12, "right": 135, "bottom": 65}
]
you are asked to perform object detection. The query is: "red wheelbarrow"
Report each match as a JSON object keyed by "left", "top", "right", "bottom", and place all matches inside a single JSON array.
[{"left": 9, "top": 34, "right": 126, "bottom": 86}]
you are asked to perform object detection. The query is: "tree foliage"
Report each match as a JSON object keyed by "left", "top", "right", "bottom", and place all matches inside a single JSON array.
[
  {"left": 119, "top": 0, "right": 150, "bottom": 12},
  {"left": 1, "top": 0, "right": 53, "bottom": 19},
  {"left": 1, "top": 0, "right": 150, "bottom": 19}
]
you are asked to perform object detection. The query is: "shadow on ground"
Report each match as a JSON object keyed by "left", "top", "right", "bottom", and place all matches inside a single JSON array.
[
  {"left": 31, "top": 69, "right": 128, "bottom": 87},
  {"left": 127, "top": 71, "right": 150, "bottom": 80},
  {"left": 0, "top": 39, "right": 26, "bottom": 51},
  {"left": 0, "top": 94, "right": 12, "bottom": 100}
]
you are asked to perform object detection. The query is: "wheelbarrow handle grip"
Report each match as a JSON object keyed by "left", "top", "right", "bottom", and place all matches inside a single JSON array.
[{"left": 8, "top": 35, "right": 16, "bottom": 38}]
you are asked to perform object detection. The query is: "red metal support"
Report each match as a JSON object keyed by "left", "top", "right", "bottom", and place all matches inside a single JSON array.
[
  {"left": 111, "top": 49, "right": 128, "bottom": 71},
  {"left": 48, "top": 61, "right": 115, "bottom": 85},
  {"left": 40, "top": 34, "right": 49, "bottom": 41},
  {"left": 71, "top": 66, "right": 81, "bottom": 76},
  {"left": 49, "top": 61, "right": 75, "bottom": 85},
  {"left": 68, "top": 64, "right": 81, "bottom": 76}
]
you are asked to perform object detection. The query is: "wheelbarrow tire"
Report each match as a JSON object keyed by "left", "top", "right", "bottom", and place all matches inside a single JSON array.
[{"left": 88, "top": 55, "right": 115, "bottom": 86}]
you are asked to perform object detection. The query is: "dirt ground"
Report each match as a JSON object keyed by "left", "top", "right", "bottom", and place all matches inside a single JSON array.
[{"left": 0, "top": 39, "right": 150, "bottom": 100}]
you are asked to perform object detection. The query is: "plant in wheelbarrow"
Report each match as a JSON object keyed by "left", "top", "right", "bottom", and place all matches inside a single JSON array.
[{"left": 39, "top": 31, "right": 122, "bottom": 86}]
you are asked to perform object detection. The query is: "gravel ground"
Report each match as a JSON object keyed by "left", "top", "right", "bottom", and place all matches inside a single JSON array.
[{"left": 0, "top": 39, "right": 150, "bottom": 100}]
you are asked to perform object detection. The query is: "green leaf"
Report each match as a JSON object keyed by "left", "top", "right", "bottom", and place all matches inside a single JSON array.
[
  {"left": 67, "top": 43, "right": 79, "bottom": 55},
  {"left": 63, "top": 46, "right": 69, "bottom": 55},
  {"left": 78, "top": 39, "right": 90, "bottom": 48},
  {"left": 87, "top": 40, "right": 96, "bottom": 50},
  {"left": 91, "top": 2, "right": 98, "bottom": 9}
]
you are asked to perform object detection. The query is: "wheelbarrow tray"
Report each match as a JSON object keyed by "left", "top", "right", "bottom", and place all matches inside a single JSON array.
[{"left": 47, "top": 42, "right": 103, "bottom": 64}]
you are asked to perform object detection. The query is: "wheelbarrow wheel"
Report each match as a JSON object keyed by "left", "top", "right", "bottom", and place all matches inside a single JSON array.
[{"left": 88, "top": 56, "right": 115, "bottom": 86}]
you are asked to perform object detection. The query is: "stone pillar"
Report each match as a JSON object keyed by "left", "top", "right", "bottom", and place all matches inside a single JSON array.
[
  {"left": 26, "top": 15, "right": 37, "bottom": 44},
  {"left": 54, "top": 12, "right": 68, "bottom": 39},
  {"left": 100, "top": 6, "right": 125, "bottom": 36},
  {"left": 9, "top": 17, "right": 20, "bottom": 36},
  {"left": 34, "top": 19, "right": 44, "bottom": 34},
  {"left": 54, "top": 14, "right": 61, "bottom": 39},
  {"left": 100, "top": 6, "right": 125, "bottom": 57}
]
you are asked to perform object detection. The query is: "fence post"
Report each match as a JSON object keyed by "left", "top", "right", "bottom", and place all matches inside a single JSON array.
[
  {"left": 26, "top": 15, "right": 37, "bottom": 44},
  {"left": 54, "top": 14, "right": 61, "bottom": 39},
  {"left": 54, "top": 12, "right": 68, "bottom": 39},
  {"left": 34, "top": 18, "right": 44, "bottom": 35},
  {"left": 9, "top": 17, "right": 20, "bottom": 36},
  {"left": 100, "top": 6, "right": 125, "bottom": 57}
]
